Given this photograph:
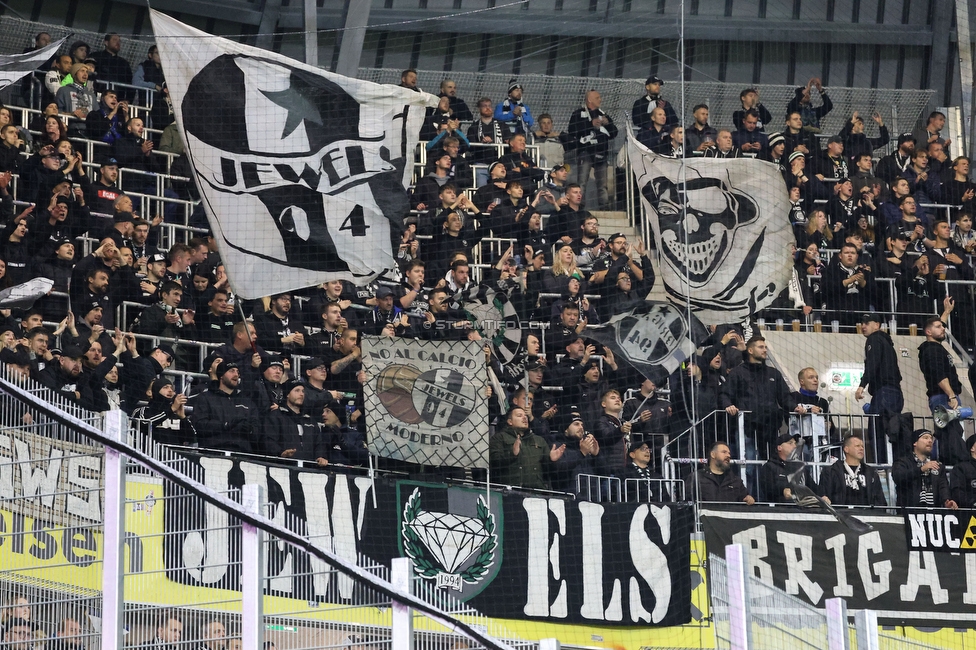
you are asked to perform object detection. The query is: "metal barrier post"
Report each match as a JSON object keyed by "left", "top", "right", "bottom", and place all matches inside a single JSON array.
[
  {"left": 391, "top": 557, "right": 415, "bottom": 650},
  {"left": 101, "top": 410, "right": 128, "bottom": 650},
  {"left": 241, "top": 484, "right": 266, "bottom": 648},
  {"left": 737, "top": 411, "right": 747, "bottom": 485},
  {"left": 854, "top": 609, "right": 880, "bottom": 650},
  {"left": 825, "top": 597, "right": 850, "bottom": 650},
  {"left": 725, "top": 543, "right": 752, "bottom": 650}
]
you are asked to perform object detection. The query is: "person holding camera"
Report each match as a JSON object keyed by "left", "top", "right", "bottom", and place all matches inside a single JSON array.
[
  {"left": 548, "top": 414, "right": 601, "bottom": 494},
  {"left": 85, "top": 89, "right": 128, "bottom": 144}
]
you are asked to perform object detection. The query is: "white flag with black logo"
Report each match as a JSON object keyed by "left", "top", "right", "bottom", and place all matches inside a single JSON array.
[
  {"left": 628, "top": 129, "right": 792, "bottom": 323},
  {"left": 362, "top": 337, "right": 489, "bottom": 468},
  {"left": 150, "top": 11, "right": 436, "bottom": 299},
  {"left": 0, "top": 37, "right": 66, "bottom": 88}
]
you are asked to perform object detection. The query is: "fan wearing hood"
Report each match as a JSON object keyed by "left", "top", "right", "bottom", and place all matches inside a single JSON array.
[{"left": 134, "top": 376, "right": 193, "bottom": 446}]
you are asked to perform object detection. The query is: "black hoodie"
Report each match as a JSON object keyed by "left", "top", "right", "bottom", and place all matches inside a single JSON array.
[{"left": 858, "top": 329, "right": 902, "bottom": 395}]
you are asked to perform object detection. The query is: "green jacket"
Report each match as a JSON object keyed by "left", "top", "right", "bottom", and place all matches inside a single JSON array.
[{"left": 489, "top": 425, "right": 552, "bottom": 490}]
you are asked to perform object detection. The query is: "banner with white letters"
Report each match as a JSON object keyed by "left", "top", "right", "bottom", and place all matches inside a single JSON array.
[
  {"left": 702, "top": 506, "right": 976, "bottom": 625},
  {"left": 165, "top": 452, "right": 695, "bottom": 626}
]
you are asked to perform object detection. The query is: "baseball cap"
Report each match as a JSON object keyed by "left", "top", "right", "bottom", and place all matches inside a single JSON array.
[
  {"left": 149, "top": 252, "right": 167, "bottom": 264},
  {"left": 376, "top": 285, "right": 394, "bottom": 299},
  {"left": 551, "top": 163, "right": 569, "bottom": 173},
  {"left": 898, "top": 132, "right": 916, "bottom": 146},
  {"left": 153, "top": 343, "right": 176, "bottom": 360},
  {"left": 645, "top": 75, "right": 663, "bottom": 85},
  {"left": 860, "top": 313, "right": 883, "bottom": 325},
  {"left": 524, "top": 356, "right": 545, "bottom": 371},
  {"left": 608, "top": 232, "right": 627, "bottom": 243},
  {"left": 304, "top": 357, "right": 327, "bottom": 371},
  {"left": 61, "top": 344, "right": 84, "bottom": 359},
  {"left": 628, "top": 439, "right": 651, "bottom": 453},
  {"left": 827, "top": 135, "right": 844, "bottom": 145},
  {"left": 775, "top": 432, "right": 800, "bottom": 446},
  {"left": 100, "top": 157, "right": 119, "bottom": 167}
]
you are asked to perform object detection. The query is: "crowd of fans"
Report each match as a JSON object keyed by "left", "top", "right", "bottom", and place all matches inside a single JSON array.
[{"left": 1, "top": 31, "right": 976, "bottom": 512}]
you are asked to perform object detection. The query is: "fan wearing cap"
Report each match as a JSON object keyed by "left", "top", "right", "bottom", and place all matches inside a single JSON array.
[
  {"left": 919, "top": 313, "right": 970, "bottom": 465},
  {"left": 132, "top": 252, "right": 169, "bottom": 304},
  {"left": 55, "top": 63, "right": 96, "bottom": 120},
  {"left": 132, "top": 376, "right": 193, "bottom": 446},
  {"left": 685, "top": 441, "right": 754, "bottom": 504},
  {"left": 189, "top": 358, "right": 257, "bottom": 453},
  {"left": 472, "top": 161, "right": 509, "bottom": 213},
  {"left": 466, "top": 97, "right": 511, "bottom": 164},
  {"left": 486, "top": 179, "right": 537, "bottom": 240},
  {"left": 758, "top": 433, "right": 821, "bottom": 503},
  {"left": 762, "top": 132, "right": 787, "bottom": 176},
  {"left": 245, "top": 353, "right": 289, "bottom": 417},
  {"left": 300, "top": 356, "right": 343, "bottom": 422},
  {"left": 265, "top": 379, "right": 332, "bottom": 466},
  {"left": 892, "top": 429, "right": 957, "bottom": 509},
  {"left": 535, "top": 163, "right": 570, "bottom": 216},
  {"left": 548, "top": 414, "right": 601, "bottom": 494},
  {"left": 489, "top": 406, "right": 565, "bottom": 490},
  {"left": 119, "top": 340, "right": 173, "bottom": 412},
  {"left": 589, "top": 233, "right": 650, "bottom": 292},
  {"left": 252, "top": 292, "right": 309, "bottom": 355},
  {"left": 853, "top": 313, "right": 904, "bottom": 452},
  {"left": 632, "top": 76, "right": 678, "bottom": 134},
  {"left": 876, "top": 133, "right": 916, "bottom": 185},
  {"left": 623, "top": 440, "right": 670, "bottom": 502},
  {"left": 494, "top": 80, "right": 533, "bottom": 137},
  {"left": 37, "top": 343, "right": 96, "bottom": 410},
  {"left": 813, "top": 136, "right": 849, "bottom": 183},
  {"left": 949, "top": 435, "right": 976, "bottom": 508},
  {"left": 364, "top": 285, "right": 406, "bottom": 337}
]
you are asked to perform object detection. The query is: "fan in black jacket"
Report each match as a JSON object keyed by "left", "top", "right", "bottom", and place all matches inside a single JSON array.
[
  {"left": 820, "top": 434, "right": 888, "bottom": 506},
  {"left": 265, "top": 379, "right": 334, "bottom": 465},
  {"left": 132, "top": 376, "right": 194, "bottom": 446},
  {"left": 892, "top": 429, "right": 957, "bottom": 509},
  {"left": 189, "top": 360, "right": 257, "bottom": 453},
  {"left": 950, "top": 435, "right": 976, "bottom": 508}
]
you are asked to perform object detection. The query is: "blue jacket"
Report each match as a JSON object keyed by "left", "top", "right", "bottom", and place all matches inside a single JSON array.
[{"left": 494, "top": 96, "right": 533, "bottom": 135}]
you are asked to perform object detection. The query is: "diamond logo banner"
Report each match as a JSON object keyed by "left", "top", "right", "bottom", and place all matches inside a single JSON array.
[{"left": 362, "top": 336, "right": 489, "bottom": 468}]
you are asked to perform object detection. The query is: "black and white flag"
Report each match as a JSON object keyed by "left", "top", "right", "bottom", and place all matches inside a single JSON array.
[
  {"left": 0, "top": 37, "right": 66, "bottom": 88},
  {"left": 362, "top": 337, "right": 489, "bottom": 468},
  {"left": 627, "top": 130, "right": 792, "bottom": 324},
  {"left": 150, "top": 11, "right": 436, "bottom": 299}
]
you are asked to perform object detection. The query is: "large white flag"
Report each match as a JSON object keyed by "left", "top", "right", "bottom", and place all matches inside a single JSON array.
[
  {"left": 0, "top": 37, "right": 66, "bottom": 88},
  {"left": 627, "top": 130, "right": 792, "bottom": 324},
  {"left": 362, "top": 337, "right": 489, "bottom": 469},
  {"left": 150, "top": 11, "right": 436, "bottom": 299}
]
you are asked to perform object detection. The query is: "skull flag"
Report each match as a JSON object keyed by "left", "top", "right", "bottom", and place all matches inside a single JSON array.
[
  {"left": 150, "top": 11, "right": 437, "bottom": 299},
  {"left": 627, "top": 130, "right": 792, "bottom": 324}
]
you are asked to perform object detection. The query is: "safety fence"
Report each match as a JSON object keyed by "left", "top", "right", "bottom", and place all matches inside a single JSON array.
[{"left": 0, "top": 368, "right": 534, "bottom": 650}]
